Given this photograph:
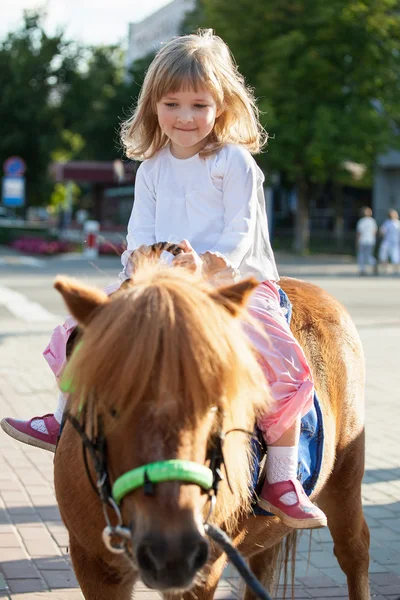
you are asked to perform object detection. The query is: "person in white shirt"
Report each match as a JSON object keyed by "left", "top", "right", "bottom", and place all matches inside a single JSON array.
[
  {"left": 379, "top": 209, "right": 400, "bottom": 274},
  {"left": 356, "top": 207, "right": 377, "bottom": 276},
  {"left": 1, "top": 30, "right": 326, "bottom": 529}
]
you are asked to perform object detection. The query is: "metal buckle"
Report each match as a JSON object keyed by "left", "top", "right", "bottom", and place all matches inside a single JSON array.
[
  {"left": 101, "top": 495, "right": 132, "bottom": 554},
  {"left": 102, "top": 525, "right": 132, "bottom": 554}
]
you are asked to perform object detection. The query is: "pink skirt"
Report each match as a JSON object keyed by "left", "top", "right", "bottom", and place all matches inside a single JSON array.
[
  {"left": 246, "top": 281, "right": 314, "bottom": 444},
  {"left": 43, "top": 279, "right": 313, "bottom": 444}
]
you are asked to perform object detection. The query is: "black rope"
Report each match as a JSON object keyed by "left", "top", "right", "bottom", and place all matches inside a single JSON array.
[{"left": 205, "top": 523, "right": 274, "bottom": 600}]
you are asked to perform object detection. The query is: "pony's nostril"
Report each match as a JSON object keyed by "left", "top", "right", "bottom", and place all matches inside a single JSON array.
[
  {"left": 191, "top": 538, "right": 209, "bottom": 571},
  {"left": 137, "top": 534, "right": 208, "bottom": 581},
  {"left": 137, "top": 543, "right": 158, "bottom": 573}
]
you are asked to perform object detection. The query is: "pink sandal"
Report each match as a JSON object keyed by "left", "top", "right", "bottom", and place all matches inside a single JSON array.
[
  {"left": 0, "top": 414, "right": 59, "bottom": 453},
  {"left": 258, "top": 478, "right": 327, "bottom": 529}
]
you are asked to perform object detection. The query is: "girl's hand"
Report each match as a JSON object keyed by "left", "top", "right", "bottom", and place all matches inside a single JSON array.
[{"left": 172, "top": 239, "right": 203, "bottom": 274}]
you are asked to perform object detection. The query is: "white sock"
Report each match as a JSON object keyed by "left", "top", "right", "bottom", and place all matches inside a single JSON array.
[
  {"left": 266, "top": 446, "right": 299, "bottom": 505},
  {"left": 54, "top": 391, "right": 68, "bottom": 424},
  {"left": 31, "top": 392, "right": 67, "bottom": 434}
]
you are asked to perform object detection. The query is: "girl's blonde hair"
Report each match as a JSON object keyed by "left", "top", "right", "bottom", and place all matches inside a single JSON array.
[{"left": 121, "top": 29, "right": 267, "bottom": 160}]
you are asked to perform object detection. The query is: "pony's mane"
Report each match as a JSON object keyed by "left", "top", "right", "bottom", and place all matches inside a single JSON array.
[{"left": 67, "top": 263, "right": 270, "bottom": 527}]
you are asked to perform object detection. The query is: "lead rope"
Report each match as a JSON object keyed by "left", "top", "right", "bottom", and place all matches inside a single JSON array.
[
  {"left": 203, "top": 428, "right": 273, "bottom": 600},
  {"left": 205, "top": 523, "right": 274, "bottom": 600}
]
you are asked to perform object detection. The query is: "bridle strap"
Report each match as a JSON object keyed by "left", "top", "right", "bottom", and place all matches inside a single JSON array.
[
  {"left": 112, "top": 460, "right": 214, "bottom": 505},
  {"left": 66, "top": 410, "right": 112, "bottom": 505}
]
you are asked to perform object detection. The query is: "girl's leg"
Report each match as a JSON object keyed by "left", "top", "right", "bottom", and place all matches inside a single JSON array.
[
  {"left": 0, "top": 281, "right": 122, "bottom": 452},
  {"left": 0, "top": 312, "right": 76, "bottom": 452},
  {"left": 245, "top": 282, "right": 327, "bottom": 529}
]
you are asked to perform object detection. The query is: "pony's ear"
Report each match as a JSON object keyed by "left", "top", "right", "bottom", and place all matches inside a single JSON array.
[
  {"left": 54, "top": 276, "right": 110, "bottom": 326},
  {"left": 210, "top": 278, "right": 258, "bottom": 316}
]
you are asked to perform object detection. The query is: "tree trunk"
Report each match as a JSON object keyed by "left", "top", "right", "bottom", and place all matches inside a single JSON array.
[
  {"left": 333, "top": 182, "right": 344, "bottom": 250},
  {"left": 293, "top": 180, "right": 310, "bottom": 254}
]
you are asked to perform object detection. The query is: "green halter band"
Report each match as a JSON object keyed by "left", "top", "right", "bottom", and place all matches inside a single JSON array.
[{"left": 112, "top": 460, "right": 214, "bottom": 504}]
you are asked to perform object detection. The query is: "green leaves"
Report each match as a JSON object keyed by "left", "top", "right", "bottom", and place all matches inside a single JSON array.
[{"left": 195, "top": 0, "right": 400, "bottom": 185}]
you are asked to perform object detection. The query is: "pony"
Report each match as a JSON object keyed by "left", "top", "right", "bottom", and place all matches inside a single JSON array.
[{"left": 54, "top": 257, "right": 370, "bottom": 600}]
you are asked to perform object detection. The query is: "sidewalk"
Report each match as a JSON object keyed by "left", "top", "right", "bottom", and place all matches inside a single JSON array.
[{"left": 0, "top": 267, "right": 400, "bottom": 598}]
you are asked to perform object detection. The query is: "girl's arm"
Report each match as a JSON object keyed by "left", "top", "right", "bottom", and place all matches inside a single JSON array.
[
  {"left": 121, "top": 164, "right": 157, "bottom": 272},
  {"left": 204, "top": 148, "right": 260, "bottom": 274}
]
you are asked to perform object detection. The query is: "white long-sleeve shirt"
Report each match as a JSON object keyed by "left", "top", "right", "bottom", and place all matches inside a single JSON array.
[{"left": 121, "top": 143, "right": 279, "bottom": 282}]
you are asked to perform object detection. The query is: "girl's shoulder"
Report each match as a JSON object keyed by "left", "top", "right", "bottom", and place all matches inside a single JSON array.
[
  {"left": 216, "top": 143, "right": 255, "bottom": 164},
  {"left": 214, "top": 143, "right": 260, "bottom": 171},
  {"left": 214, "top": 144, "right": 264, "bottom": 181},
  {"left": 137, "top": 147, "right": 169, "bottom": 177}
]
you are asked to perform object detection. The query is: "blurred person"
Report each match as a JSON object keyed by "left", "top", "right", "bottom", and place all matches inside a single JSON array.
[
  {"left": 379, "top": 209, "right": 400, "bottom": 274},
  {"left": 75, "top": 208, "right": 89, "bottom": 227},
  {"left": 356, "top": 206, "right": 378, "bottom": 276},
  {"left": 1, "top": 29, "right": 326, "bottom": 529}
]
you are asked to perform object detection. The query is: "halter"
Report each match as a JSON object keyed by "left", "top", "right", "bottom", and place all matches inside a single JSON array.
[
  {"left": 112, "top": 460, "right": 214, "bottom": 504},
  {"left": 63, "top": 406, "right": 227, "bottom": 554},
  {"left": 63, "top": 408, "right": 274, "bottom": 600}
]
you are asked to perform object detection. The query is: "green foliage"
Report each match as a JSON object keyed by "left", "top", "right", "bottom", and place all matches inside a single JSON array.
[
  {"left": 0, "top": 11, "right": 81, "bottom": 206},
  {"left": 59, "top": 45, "right": 134, "bottom": 161},
  {"left": 0, "top": 12, "right": 144, "bottom": 206},
  {"left": 49, "top": 181, "right": 80, "bottom": 209},
  {"left": 199, "top": 0, "right": 400, "bottom": 185}
]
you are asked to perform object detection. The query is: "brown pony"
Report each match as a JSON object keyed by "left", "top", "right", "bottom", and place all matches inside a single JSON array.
[{"left": 54, "top": 260, "right": 370, "bottom": 600}]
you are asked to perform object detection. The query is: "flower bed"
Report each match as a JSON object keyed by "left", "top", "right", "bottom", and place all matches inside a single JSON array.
[
  {"left": 98, "top": 242, "right": 125, "bottom": 256},
  {"left": 11, "top": 237, "right": 73, "bottom": 255},
  {"left": 10, "top": 237, "right": 126, "bottom": 256}
]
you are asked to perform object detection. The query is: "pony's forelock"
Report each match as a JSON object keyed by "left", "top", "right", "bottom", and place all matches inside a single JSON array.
[{"left": 66, "top": 263, "right": 269, "bottom": 526}]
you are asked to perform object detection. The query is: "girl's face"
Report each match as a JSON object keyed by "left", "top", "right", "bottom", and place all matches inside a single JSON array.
[{"left": 156, "top": 87, "right": 221, "bottom": 159}]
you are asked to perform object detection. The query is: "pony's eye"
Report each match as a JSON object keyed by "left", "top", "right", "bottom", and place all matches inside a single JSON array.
[{"left": 110, "top": 408, "right": 119, "bottom": 418}]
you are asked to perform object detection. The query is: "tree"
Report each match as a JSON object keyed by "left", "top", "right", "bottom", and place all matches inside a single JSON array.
[
  {"left": 187, "top": 0, "right": 400, "bottom": 252},
  {"left": 0, "top": 11, "right": 81, "bottom": 206},
  {"left": 59, "top": 46, "right": 132, "bottom": 161}
]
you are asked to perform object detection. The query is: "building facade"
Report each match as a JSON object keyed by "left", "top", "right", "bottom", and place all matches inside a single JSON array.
[
  {"left": 373, "top": 150, "right": 400, "bottom": 223},
  {"left": 127, "top": 0, "right": 195, "bottom": 66}
]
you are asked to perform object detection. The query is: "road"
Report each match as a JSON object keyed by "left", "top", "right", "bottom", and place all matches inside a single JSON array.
[{"left": 0, "top": 248, "right": 399, "bottom": 599}]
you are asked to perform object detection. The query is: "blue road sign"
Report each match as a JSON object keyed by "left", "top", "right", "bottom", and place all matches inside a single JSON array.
[
  {"left": 2, "top": 176, "right": 25, "bottom": 207},
  {"left": 3, "top": 156, "right": 26, "bottom": 177}
]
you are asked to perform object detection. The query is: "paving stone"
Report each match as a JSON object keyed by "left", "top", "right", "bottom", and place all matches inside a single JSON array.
[
  {"left": 274, "top": 586, "right": 311, "bottom": 598},
  {"left": 308, "top": 551, "right": 337, "bottom": 569},
  {"left": 1, "top": 561, "right": 40, "bottom": 580},
  {"left": 0, "top": 575, "right": 8, "bottom": 592},
  {"left": 370, "top": 573, "right": 400, "bottom": 587},
  {"left": 0, "top": 534, "right": 21, "bottom": 549},
  {"left": 7, "top": 580, "right": 47, "bottom": 594},
  {"left": 0, "top": 548, "right": 27, "bottom": 562},
  {"left": 318, "top": 567, "right": 347, "bottom": 585},
  {"left": 304, "top": 587, "right": 348, "bottom": 598},
  {"left": 370, "top": 525, "right": 400, "bottom": 542},
  {"left": 41, "top": 570, "right": 79, "bottom": 589},
  {"left": 371, "top": 584, "right": 400, "bottom": 596},
  {"left": 370, "top": 547, "right": 400, "bottom": 566},
  {"left": 298, "top": 575, "right": 337, "bottom": 588},
  {"left": 213, "top": 590, "right": 240, "bottom": 600},
  {"left": 33, "top": 557, "right": 70, "bottom": 571}
]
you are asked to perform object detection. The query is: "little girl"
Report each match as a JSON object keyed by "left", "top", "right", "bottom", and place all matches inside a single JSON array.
[{"left": 1, "top": 30, "right": 326, "bottom": 529}]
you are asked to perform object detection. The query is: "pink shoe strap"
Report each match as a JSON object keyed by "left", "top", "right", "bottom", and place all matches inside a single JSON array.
[
  {"left": 29, "top": 414, "right": 54, "bottom": 422},
  {"left": 268, "top": 479, "right": 306, "bottom": 506}
]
